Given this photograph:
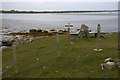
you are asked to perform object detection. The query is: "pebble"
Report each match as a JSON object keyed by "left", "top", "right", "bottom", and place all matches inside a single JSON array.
[
  {"left": 55, "top": 71, "right": 58, "bottom": 73},
  {"left": 70, "top": 42, "right": 74, "bottom": 45},
  {"left": 117, "top": 62, "right": 120, "bottom": 68},
  {"left": 8, "top": 75, "right": 11, "bottom": 76},
  {"left": 116, "top": 59, "right": 120, "bottom": 62},
  {"left": 6, "top": 66, "right": 11, "bottom": 69},
  {"left": 2, "top": 70, "right": 8, "bottom": 74},
  {"left": 43, "top": 67, "right": 46, "bottom": 69},
  {"left": 6, "top": 66, "right": 9, "bottom": 69},
  {"left": 35, "top": 58, "right": 39, "bottom": 61},
  {"left": 86, "top": 55, "right": 88, "bottom": 57},
  {"left": 90, "top": 70, "right": 94, "bottom": 73}
]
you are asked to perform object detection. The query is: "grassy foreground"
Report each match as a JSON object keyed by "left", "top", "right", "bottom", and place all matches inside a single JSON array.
[{"left": 2, "top": 33, "right": 118, "bottom": 78}]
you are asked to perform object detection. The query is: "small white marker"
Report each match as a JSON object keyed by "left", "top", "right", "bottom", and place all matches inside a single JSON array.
[
  {"left": 55, "top": 71, "right": 58, "bottom": 72},
  {"left": 43, "top": 67, "right": 46, "bottom": 69}
]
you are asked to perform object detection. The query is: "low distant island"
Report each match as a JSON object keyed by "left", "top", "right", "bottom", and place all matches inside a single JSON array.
[{"left": 0, "top": 10, "right": 119, "bottom": 13}]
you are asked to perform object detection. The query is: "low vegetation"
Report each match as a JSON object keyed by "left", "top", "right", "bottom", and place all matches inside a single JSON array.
[{"left": 2, "top": 33, "right": 118, "bottom": 78}]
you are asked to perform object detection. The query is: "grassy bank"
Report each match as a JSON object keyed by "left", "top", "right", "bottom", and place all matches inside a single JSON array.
[
  {"left": 2, "top": 33, "right": 118, "bottom": 78},
  {"left": 0, "top": 50, "right": 2, "bottom": 79}
]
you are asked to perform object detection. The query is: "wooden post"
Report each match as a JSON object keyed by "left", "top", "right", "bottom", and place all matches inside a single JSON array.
[
  {"left": 93, "top": 24, "right": 102, "bottom": 51},
  {"left": 57, "top": 33, "right": 60, "bottom": 58},
  {"left": 97, "top": 24, "right": 100, "bottom": 50},
  {"left": 68, "top": 23, "right": 70, "bottom": 38},
  {"left": 13, "top": 44, "right": 18, "bottom": 74},
  {"left": 65, "top": 23, "right": 73, "bottom": 39}
]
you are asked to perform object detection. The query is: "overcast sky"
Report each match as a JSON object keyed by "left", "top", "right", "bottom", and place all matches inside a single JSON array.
[
  {"left": 2, "top": 0, "right": 120, "bottom": 2},
  {"left": 1, "top": 0, "right": 119, "bottom": 11}
]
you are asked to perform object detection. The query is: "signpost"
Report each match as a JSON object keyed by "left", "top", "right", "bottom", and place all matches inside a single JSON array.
[
  {"left": 94, "top": 24, "right": 102, "bottom": 51},
  {"left": 57, "top": 33, "right": 60, "bottom": 58},
  {"left": 13, "top": 43, "right": 18, "bottom": 74},
  {"left": 65, "top": 23, "right": 73, "bottom": 38}
]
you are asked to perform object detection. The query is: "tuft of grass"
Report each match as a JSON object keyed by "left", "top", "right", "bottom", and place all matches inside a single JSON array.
[{"left": 2, "top": 33, "right": 118, "bottom": 78}]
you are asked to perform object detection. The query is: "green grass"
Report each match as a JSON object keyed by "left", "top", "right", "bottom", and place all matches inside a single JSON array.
[
  {"left": 0, "top": 50, "right": 2, "bottom": 79},
  {"left": 2, "top": 33, "right": 118, "bottom": 78}
]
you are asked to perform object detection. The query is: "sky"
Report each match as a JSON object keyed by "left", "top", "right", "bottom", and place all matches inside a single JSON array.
[
  {"left": 1, "top": 0, "right": 120, "bottom": 2},
  {"left": 1, "top": 0, "right": 119, "bottom": 11}
]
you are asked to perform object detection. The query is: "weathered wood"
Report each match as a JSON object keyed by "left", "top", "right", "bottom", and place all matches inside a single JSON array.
[
  {"left": 65, "top": 23, "right": 73, "bottom": 39},
  {"left": 68, "top": 23, "right": 70, "bottom": 38},
  {"left": 68, "top": 27, "right": 70, "bottom": 38},
  {"left": 97, "top": 24, "right": 100, "bottom": 50},
  {"left": 13, "top": 44, "right": 18, "bottom": 74},
  {"left": 57, "top": 33, "right": 60, "bottom": 58}
]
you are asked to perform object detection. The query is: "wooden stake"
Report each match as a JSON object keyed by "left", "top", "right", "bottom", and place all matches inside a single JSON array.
[
  {"left": 68, "top": 23, "right": 70, "bottom": 38},
  {"left": 57, "top": 33, "right": 60, "bottom": 58},
  {"left": 13, "top": 44, "right": 18, "bottom": 74},
  {"left": 93, "top": 24, "right": 102, "bottom": 51},
  {"left": 97, "top": 24, "right": 100, "bottom": 50}
]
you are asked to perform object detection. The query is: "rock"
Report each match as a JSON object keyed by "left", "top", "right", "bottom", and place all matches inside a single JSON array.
[
  {"left": 0, "top": 46, "right": 7, "bottom": 51},
  {"left": 6, "top": 66, "right": 9, "bottom": 69},
  {"left": 90, "top": 70, "right": 94, "bottom": 73},
  {"left": 8, "top": 75, "right": 11, "bottom": 76},
  {"left": 16, "top": 38, "right": 25, "bottom": 45},
  {"left": 115, "top": 59, "right": 120, "bottom": 62},
  {"left": 101, "top": 58, "right": 117, "bottom": 70},
  {"left": 55, "top": 71, "right": 58, "bottom": 73},
  {"left": 43, "top": 67, "right": 46, "bottom": 69},
  {"left": 117, "top": 62, "right": 120, "bottom": 68},
  {"left": 78, "top": 24, "right": 89, "bottom": 38},
  {"left": 100, "top": 35, "right": 105, "bottom": 38},
  {"left": 2, "top": 70, "right": 8, "bottom": 74},
  {"left": 35, "top": 58, "right": 39, "bottom": 61},
  {"left": 106, "top": 62, "right": 115, "bottom": 67},
  {"left": 101, "top": 62, "right": 115, "bottom": 70},
  {"left": 104, "top": 58, "right": 112, "bottom": 62},
  {"left": 70, "top": 42, "right": 74, "bottom": 45}
]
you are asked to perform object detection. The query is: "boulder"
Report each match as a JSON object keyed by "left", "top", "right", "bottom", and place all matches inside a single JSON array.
[
  {"left": 117, "top": 62, "right": 120, "bottom": 68},
  {"left": 78, "top": 24, "right": 89, "bottom": 38}
]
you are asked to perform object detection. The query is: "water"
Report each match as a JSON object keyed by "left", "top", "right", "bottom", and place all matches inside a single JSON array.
[{"left": 1, "top": 12, "right": 118, "bottom": 32}]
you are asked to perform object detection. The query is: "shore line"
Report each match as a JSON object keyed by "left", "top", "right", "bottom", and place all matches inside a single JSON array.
[{"left": 1, "top": 10, "right": 119, "bottom": 14}]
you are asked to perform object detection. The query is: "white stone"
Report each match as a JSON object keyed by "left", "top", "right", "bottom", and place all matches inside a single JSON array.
[
  {"left": 70, "top": 42, "right": 74, "bottom": 45},
  {"left": 43, "top": 67, "right": 46, "bottom": 69},
  {"left": 93, "top": 49, "right": 102, "bottom": 51},
  {"left": 55, "top": 71, "right": 58, "bottom": 72}
]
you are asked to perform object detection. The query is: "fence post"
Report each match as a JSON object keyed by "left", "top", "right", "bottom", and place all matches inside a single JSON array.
[
  {"left": 97, "top": 24, "right": 100, "bottom": 50},
  {"left": 94, "top": 24, "right": 102, "bottom": 51},
  {"left": 13, "top": 43, "right": 18, "bottom": 74},
  {"left": 57, "top": 33, "right": 60, "bottom": 58}
]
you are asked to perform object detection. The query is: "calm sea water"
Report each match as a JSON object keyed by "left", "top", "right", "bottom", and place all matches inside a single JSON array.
[{"left": 1, "top": 12, "right": 118, "bottom": 32}]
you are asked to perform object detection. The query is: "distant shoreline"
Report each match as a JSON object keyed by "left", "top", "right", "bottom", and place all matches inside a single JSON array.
[{"left": 1, "top": 10, "right": 119, "bottom": 14}]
